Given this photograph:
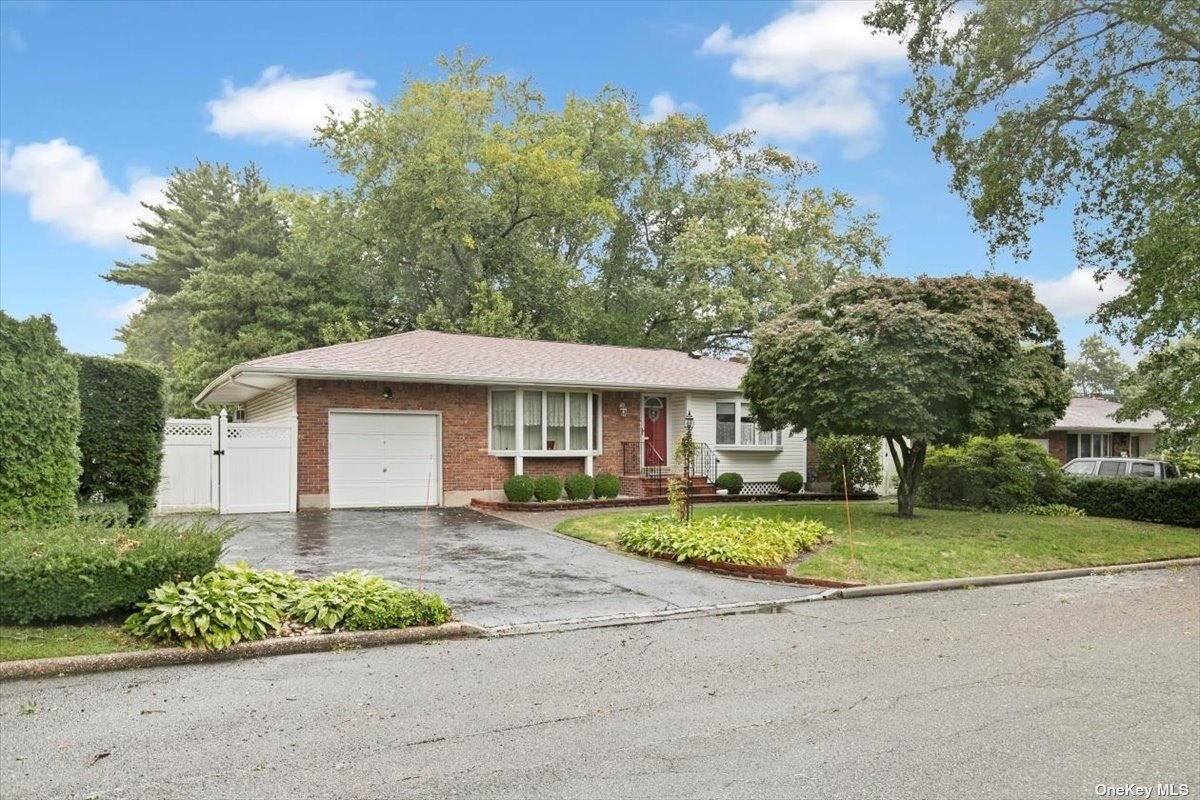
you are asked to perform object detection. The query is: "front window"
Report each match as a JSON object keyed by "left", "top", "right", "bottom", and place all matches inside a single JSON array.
[
  {"left": 1068, "top": 433, "right": 1112, "bottom": 460},
  {"left": 715, "top": 399, "right": 780, "bottom": 448},
  {"left": 491, "top": 388, "right": 600, "bottom": 453}
]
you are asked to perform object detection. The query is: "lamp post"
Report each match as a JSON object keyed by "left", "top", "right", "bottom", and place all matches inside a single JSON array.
[{"left": 684, "top": 410, "right": 695, "bottom": 522}]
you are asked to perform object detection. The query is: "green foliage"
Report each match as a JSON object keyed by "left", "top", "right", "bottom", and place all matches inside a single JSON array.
[
  {"left": 1019, "top": 504, "right": 1086, "bottom": 518},
  {"left": 563, "top": 474, "right": 595, "bottom": 501},
  {"left": 715, "top": 472, "right": 744, "bottom": 494},
  {"left": 667, "top": 476, "right": 688, "bottom": 521},
  {"left": 0, "top": 312, "right": 82, "bottom": 528},
  {"left": 503, "top": 475, "right": 535, "bottom": 503},
  {"left": 123, "top": 566, "right": 451, "bottom": 649},
  {"left": 618, "top": 514, "right": 830, "bottom": 566},
  {"left": 920, "top": 436, "right": 1067, "bottom": 512},
  {"left": 288, "top": 571, "right": 450, "bottom": 632},
  {"left": 76, "top": 501, "right": 131, "bottom": 529},
  {"left": 75, "top": 356, "right": 166, "bottom": 522},
  {"left": 124, "top": 562, "right": 297, "bottom": 650},
  {"left": 866, "top": 0, "right": 1199, "bottom": 349},
  {"left": 777, "top": 471, "right": 805, "bottom": 493},
  {"left": 1119, "top": 337, "right": 1199, "bottom": 448},
  {"left": 533, "top": 475, "right": 563, "bottom": 502},
  {"left": 1066, "top": 478, "right": 1200, "bottom": 528},
  {"left": 816, "top": 436, "right": 882, "bottom": 494},
  {"left": 1154, "top": 448, "right": 1200, "bottom": 478},
  {"left": 593, "top": 473, "right": 620, "bottom": 499},
  {"left": 0, "top": 521, "right": 230, "bottom": 624},
  {"left": 1067, "top": 335, "right": 1132, "bottom": 401},
  {"left": 744, "top": 275, "right": 1070, "bottom": 517}
]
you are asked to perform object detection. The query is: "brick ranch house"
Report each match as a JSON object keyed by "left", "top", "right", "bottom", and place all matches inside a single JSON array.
[
  {"left": 195, "top": 331, "right": 810, "bottom": 510},
  {"left": 1033, "top": 396, "right": 1165, "bottom": 464}
]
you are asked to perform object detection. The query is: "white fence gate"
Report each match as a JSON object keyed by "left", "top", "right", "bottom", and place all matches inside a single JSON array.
[{"left": 156, "top": 413, "right": 296, "bottom": 515}]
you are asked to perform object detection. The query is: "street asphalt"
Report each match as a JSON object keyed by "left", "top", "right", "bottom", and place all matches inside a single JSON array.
[
  {"left": 2, "top": 567, "right": 1197, "bottom": 800},
  {"left": 218, "top": 508, "right": 816, "bottom": 629}
]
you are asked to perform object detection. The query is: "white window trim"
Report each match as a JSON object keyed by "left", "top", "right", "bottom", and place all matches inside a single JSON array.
[
  {"left": 713, "top": 397, "right": 782, "bottom": 451},
  {"left": 488, "top": 387, "right": 603, "bottom": 458}
]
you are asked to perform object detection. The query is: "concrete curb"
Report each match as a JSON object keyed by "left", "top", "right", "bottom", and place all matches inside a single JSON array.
[
  {"left": 0, "top": 621, "right": 486, "bottom": 682},
  {"left": 823, "top": 556, "right": 1200, "bottom": 600}
]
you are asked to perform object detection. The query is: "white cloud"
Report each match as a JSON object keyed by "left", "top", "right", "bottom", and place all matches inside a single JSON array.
[
  {"left": 731, "top": 75, "right": 883, "bottom": 157},
  {"left": 1033, "top": 268, "right": 1129, "bottom": 319},
  {"left": 207, "top": 66, "right": 376, "bottom": 142},
  {"left": 643, "top": 92, "right": 698, "bottom": 123},
  {"left": 0, "top": 138, "right": 165, "bottom": 248},
  {"left": 700, "top": 1, "right": 905, "bottom": 87},
  {"left": 701, "top": 1, "right": 908, "bottom": 158},
  {"left": 98, "top": 291, "right": 149, "bottom": 322}
]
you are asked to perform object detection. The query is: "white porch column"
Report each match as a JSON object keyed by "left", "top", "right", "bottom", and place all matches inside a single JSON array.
[{"left": 515, "top": 454, "right": 524, "bottom": 475}]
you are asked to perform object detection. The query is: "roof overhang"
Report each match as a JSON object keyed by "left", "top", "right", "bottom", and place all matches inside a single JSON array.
[{"left": 195, "top": 366, "right": 745, "bottom": 406}]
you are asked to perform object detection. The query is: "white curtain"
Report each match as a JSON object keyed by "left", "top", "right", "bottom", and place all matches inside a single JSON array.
[
  {"left": 491, "top": 391, "right": 516, "bottom": 450},
  {"left": 523, "top": 391, "right": 543, "bottom": 450},
  {"left": 569, "top": 393, "right": 588, "bottom": 450}
]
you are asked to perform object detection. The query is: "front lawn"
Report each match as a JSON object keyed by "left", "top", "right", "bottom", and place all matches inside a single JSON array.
[
  {"left": 0, "top": 619, "right": 155, "bottom": 662},
  {"left": 555, "top": 502, "right": 1200, "bottom": 585}
]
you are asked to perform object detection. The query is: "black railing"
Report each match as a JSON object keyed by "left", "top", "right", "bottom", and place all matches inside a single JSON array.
[
  {"left": 691, "top": 441, "right": 719, "bottom": 485},
  {"left": 621, "top": 440, "right": 665, "bottom": 488}
]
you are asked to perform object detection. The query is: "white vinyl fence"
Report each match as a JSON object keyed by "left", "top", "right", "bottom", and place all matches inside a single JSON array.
[{"left": 156, "top": 411, "right": 296, "bottom": 514}]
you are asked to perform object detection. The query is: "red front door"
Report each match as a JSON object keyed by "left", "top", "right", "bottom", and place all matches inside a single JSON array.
[{"left": 643, "top": 397, "right": 667, "bottom": 467}]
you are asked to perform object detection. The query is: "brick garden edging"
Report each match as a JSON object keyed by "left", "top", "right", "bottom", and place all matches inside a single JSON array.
[
  {"left": 471, "top": 491, "right": 880, "bottom": 512},
  {"left": 644, "top": 551, "right": 865, "bottom": 588},
  {"left": 0, "top": 621, "right": 484, "bottom": 682}
]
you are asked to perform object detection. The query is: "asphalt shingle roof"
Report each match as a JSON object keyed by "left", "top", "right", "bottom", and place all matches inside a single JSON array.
[
  {"left": 213, "top": 330, "right": 747, "bottom": 395},
  {"left": 1051, "top": 396, "right": 1164, "bottom": 431}
]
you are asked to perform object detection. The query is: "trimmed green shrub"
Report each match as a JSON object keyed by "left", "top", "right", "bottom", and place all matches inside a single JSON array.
[
  {"left": 618, "top": 514, "right": 830, "bottom": 566},
  {"left": 0, "top": 521, "right": 232, "bottom": 624},
  {"left": 77, "top": 501, "right": 131, "bottom": 528},
  {"left": 288, "top": 571, "right": 450, "bottom": 632},
  {"left": 76, "top": 356, "right": 166, "bottom": 522},
  {"left": 564, "top": 474, "right": 595, "bottom": 500},
  {"left": 504, "top": 475, "right": 535, "bottom": 502},
  {"left": 816, "top": 435, "right": 882, "bottom": 494},
  {"left": 777, "top": 471, "right": 805, "bottom": 493},
  {"left": 1019, "top": 504, "right": 1086, "bottom": 517},
  {"left": 0, "top": 312, "right": 82, "bottom": 527},
  {"left": 124, "top": 562, "right": 296, "bottom": 650},
  {"left": 1066, "top": 478, "right": 1200, "bottom": 527},
  {"left": 594, "top": 473, "right": 620, "bottom": 499},
  {"left": 715, "top": 472, "right": 744, "bottom": 494},
  {"left": 920, "top": 435, "right": 1067, "bottom": 511},
  {"left": 533, "top": 475, "right": 563, "bottom": 502}
]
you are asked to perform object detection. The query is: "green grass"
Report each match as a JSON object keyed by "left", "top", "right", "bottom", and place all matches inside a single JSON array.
[
  {"left": 0, "top": 618, "right": 155, "bottom": 662},
  {"left": 555, "top": 502, "right": 1200, "bottom": 585}
]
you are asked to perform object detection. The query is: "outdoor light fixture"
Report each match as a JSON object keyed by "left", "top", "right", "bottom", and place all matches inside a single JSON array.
[
  {"left": 685, "top": 410, "right": 694, "bottom": 434},
  {"left": 618, "top": 402, "right": 628, "bottom": 417}
]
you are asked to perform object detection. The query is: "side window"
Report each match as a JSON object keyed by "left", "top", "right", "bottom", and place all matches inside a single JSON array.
[
  {"left": 1130, "top": 462, "right": 1156, "bottom": 477},
  {"left": 1166, "top": 464, "right": 1180, "bottom": 479},
  {"left": 1097, "top": 461, "right": 1125, "bottom": 476},
  {"left": 1065, "top": 460, "right": 1096, "bottom": 475}
]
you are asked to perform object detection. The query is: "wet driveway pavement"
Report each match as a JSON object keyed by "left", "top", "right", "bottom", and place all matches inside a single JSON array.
[{"left": 220, "top": 508, "right": 818, "bottom": 629}]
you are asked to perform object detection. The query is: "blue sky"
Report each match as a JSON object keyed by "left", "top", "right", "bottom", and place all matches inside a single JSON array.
[{"left": 0, "top": 0, "right": 1128, "bottom": 358}]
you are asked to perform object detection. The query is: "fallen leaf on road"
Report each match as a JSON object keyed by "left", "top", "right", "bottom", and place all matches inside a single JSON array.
[{"left": 88, "top": 750, "right": 111, "bottom": 767}]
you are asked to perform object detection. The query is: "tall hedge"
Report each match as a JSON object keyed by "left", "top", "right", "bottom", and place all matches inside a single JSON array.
[
  {"left": 921, "top": 435, "right": 1066, "bottom": 511},
  {"left": 76, "top": 356, "right": 166, "bottom": 522},
  {"left": 1066, "top": 478, "right": 1200, "bottom": 528},
  {"left": 0, "top": 312, "right": 81, "bottom": 527}
]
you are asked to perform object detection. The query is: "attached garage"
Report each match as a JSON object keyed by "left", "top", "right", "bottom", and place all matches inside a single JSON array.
[{"left": 328, "top": 411, "right": 441, "bottom": 508}]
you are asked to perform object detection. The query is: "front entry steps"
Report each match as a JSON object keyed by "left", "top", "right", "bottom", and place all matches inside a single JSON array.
[{"left": 618, "top": 474, "right": 716, "bottom": 498}]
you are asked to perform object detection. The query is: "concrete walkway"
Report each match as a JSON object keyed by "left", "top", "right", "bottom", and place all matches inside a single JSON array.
[{"left": 221, "top": 508, "right": 817, "bottom": 629}]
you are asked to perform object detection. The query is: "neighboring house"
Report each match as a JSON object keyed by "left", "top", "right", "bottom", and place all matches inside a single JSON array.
[
  {"left": 1034, "top": 397, "right": 1165, "bottom": 464},
  {"left": 195, "top": 331, "right": 808, "bottom": 510}
]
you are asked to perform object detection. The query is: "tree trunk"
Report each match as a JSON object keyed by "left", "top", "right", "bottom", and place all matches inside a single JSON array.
[{"left": 886, "top": 436, "right": 928, "bottom": 519}]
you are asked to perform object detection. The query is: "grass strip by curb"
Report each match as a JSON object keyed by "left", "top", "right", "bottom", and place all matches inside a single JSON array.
[{"left": 0, "top": 621, "right": 486, "bottom": 681}]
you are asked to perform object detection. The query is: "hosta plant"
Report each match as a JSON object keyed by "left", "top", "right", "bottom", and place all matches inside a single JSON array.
[{"left": 618, "top": 514, "right": 830, "bottom": 567}]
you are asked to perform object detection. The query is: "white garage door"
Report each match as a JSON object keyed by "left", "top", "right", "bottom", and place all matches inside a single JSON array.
[{"left": 328, "top": 412, "right": 440, "bottom": 508}]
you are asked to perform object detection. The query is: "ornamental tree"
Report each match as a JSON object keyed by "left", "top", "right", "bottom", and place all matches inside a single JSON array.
[{"left": 742, "top": 275, "right": 1071, "bottom": 517}]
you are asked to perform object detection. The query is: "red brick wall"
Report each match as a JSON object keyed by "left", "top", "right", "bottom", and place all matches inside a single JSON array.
[
  {"left": 1046, "top": 431, "right": 1068, "bottom": 464},
  {"left": 297, "top": 381, "right": 647, "bottom": 501}
]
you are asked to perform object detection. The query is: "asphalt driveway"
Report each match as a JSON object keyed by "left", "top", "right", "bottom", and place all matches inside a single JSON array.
[{"left": 220, "top": 508, "right": 816, "bottom": 629}]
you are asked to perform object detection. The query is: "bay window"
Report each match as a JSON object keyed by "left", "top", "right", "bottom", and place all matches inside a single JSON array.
[
  {"left": 715, "top": 399, "right": 781, "bottom": 448},
  {"left": 490, "top": 389, "right": 602, "bottom": 453}
]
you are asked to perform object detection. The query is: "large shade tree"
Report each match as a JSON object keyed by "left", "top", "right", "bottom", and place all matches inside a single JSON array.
[
  {"left": 742, "top": 275, "right": 1071, "bottom": 517},
  {"left": 865, "top": 0, "right": 1199, "bottom": 350},
  {"left": 1067, "top": 334, "right": 1132, "bottom": 401}
]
